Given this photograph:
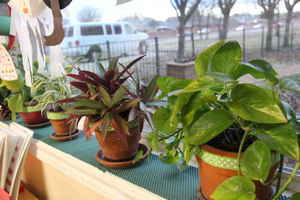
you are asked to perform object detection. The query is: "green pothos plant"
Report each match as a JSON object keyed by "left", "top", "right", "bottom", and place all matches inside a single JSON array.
[{"left": 148, "top": 41, "right": 300, "bottom": 200}]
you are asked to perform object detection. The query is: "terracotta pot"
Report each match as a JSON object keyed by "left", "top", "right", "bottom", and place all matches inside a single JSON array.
[
  {"left": 47, "top": 112, "right": 76, "bottom": 136},
  {"left": 19, "top": 111, "right": 48, "bottom": 125},
  {"left": 196, "top": 145, "right": 277, "bottom": 200},
  {"left": 95, "top": 119, "right": 143, "bottom": 161}
]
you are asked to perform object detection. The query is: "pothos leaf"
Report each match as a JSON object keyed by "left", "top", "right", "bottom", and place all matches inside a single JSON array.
[{"left": 211, "top": 176, "right": 256, "bottom": 200}]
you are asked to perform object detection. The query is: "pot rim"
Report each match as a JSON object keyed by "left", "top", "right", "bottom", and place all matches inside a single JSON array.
[{"left": 47, "top": 111, "right": 69, "bottom": 120}]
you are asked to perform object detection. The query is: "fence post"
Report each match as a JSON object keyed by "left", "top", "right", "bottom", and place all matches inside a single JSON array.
[
  {"left": 276, "top": 24, "right": 281, "bottom": 58},
  {"left": 260, "top": 26, "right": 265, "bottom": 57},
  {"left": 154, "top": 37, "right": 160, "bottom": 76},
  {"left": 106, "top": 41, "right": 111, "bottom": 61},
  {"left": 290, "top": 23, "right": 294, "bottom": 50},
  {"left": 191, "top": 32, "right": 195, "bottom": 57},
  {"left": 242, "top": 28, "right": 246, "bottom": 61}
]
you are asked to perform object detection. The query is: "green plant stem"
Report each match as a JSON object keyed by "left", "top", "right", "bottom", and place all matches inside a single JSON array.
[
  {"left": 272, "top": 161, "right": 300, "bottom": 200},
  {"left": 237, "top": 130, "right": 249, "bottom": 176}
]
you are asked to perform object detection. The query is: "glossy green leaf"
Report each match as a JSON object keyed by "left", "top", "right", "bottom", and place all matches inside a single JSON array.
[
  {"left": 232, "top": 62, "right": 268, "bottom": 80},
  {"left": 170, "top": 94, "right": 192, "bottom": 125},
  {"left": 147, "top": 131, "right": 160, "bottom": 151},
  {"left": 180, "top": 75, "right": 226, "bottom": 94},
  {"left": 159, "top": 151, "right": 180, "bottom": 164},
  {"left": 182, "top": 92, "right": 215, "bottom": 126},
  {"left": 207, "top": 72, "right": 237, "bottom": 84},
  {"left": 153, "top": 108, "right": 177, "bottom": 133},
  {"left": 253, "top": 124, "right": 299, "bottom": 160},
  {"left": 281, "top": 101, "right": 297, "bottom": 122},
  {"left": 241, "top": 141, "right": 272, "bottom": 182},
  {"left": 211, "top": 176, "right": 256, "bottom": 200},
  {"left": 133, "top": 150, "right": 144, "bottom": 164},
  {"left": 249, "top": 59, "right": 278, "bottom": 83},
  {"left": 211, "top": 41, "right": 242, "bottom": 76},
  {"left": 7, "top": 93, "right": 25, "bottom": 113},
  {"left": 228, "top": 84, "right": 287, "bottom": 124},
  {"left": 279, "top": 78, "right": 300, "bottom": 94},
  {"left": 187, "top": 109, "right": 234, "bottom": 145},
  {"left": 195, "top": 40, "right": 225, "bottom": 76},
  {"left": 156, "top": 77, "right": 191, "bottom": 98}
]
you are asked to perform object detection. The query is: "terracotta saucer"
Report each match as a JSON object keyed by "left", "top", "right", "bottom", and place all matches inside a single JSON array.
[
  {"left": 95, "top": 143, "right": 151, "bottom": 169},
  {"left": 24, "top": 120, "right": 50, "bottom": 129},
  {"left": 50, "top": 130, "right": 80, "bottom": 142}
]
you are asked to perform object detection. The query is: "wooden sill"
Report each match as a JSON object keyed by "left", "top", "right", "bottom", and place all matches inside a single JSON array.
[{"left": 22, "top": 139, "right": 165, "bottom": 200}]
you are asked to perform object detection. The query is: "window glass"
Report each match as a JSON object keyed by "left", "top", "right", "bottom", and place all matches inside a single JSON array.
[
  {"left": 80, "top": 25, "right": 104, "bottom": 36},
  {"left": 124, "top": 24, "right": 134, "bottom": 34},
  {"left": 105, "top": 25, "right": 113, "bottom": 35},
  {"left": 64, "top": 27, "right": 74, "bottom": 37},
  {"left": 114, "top": 25, "right": 122, "bottom": 35}
]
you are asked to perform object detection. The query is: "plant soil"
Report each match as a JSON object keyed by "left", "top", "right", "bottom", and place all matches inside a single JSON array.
[{"left": 207, "top": 127, "right": 256, "bottom": 153}]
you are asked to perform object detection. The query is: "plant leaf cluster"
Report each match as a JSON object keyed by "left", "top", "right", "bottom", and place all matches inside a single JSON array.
[
  {"left": 63, "top": 56, "right": 160, "bottom": 138},
  {"left": 148, "top": 41, "right": 300, "bottom": 199}
]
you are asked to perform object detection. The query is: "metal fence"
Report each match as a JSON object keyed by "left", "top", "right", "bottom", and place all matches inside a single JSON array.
[{"left": 62, "top": 24, "right": 300, "bottom": 82}]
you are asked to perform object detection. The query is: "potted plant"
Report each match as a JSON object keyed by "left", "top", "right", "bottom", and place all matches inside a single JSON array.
[
  {"left": 62, "top": 56, "right": 159, "bottom": 168},
  {"left": 32, "top": 67, "right": 79, "bottom": 140},
  {"left": 148, "top": 41, "right": 300, "bottom": 200},
  {"left": 4, "top": 65, "right": 48, "bottom": 126}
]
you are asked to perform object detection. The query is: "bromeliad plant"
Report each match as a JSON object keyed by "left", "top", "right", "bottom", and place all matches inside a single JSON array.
[
  {"left": 148, "top": 41, "right": 300, "bottom": 200},
  {"left": 63, "top": 56, "right": 159, "bottom": 163}
]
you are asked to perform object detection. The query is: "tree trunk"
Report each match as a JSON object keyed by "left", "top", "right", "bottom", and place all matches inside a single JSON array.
[
  {"left": 206, "top": 13, "right": 210, "bottom": 39},
  {"left": 219, "top": 13, "right": 229, "bottom": 40},
  {"left": 283, "top": 9, "right": 293, "bottom": 48},
  {"left": 177, "top": 21, "right": 186, "bottom": 62},
  {"left": 266, "top": 11, "right": 274, "bottom": 51}
]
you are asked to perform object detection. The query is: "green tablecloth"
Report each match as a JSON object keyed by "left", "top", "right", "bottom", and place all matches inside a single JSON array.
[{"left": 33, "top": 125, "right": 199, "bottom": 200}]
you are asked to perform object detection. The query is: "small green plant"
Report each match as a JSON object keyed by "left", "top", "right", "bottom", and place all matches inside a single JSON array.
[
  {"left": 148, "top": 41, "right": 300, "bottom": 200},
  {"left": 32, "top": 67, "right": 74, "bottom": 113},
  {"left": 3, "top": 64, "right": 48, "bottom": 120}
]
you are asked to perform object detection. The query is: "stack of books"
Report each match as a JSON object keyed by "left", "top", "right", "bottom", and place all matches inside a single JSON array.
[{"left": 0, "top": 122, "right": 33, "bottom": 200}]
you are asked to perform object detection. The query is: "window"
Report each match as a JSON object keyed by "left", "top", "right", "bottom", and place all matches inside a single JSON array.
[
  {"left": 64, "top": 27, "right": 74, "bottom": 37},
  {"left": 80, "top": 25, "right": 104, "bottom": 36},
  {"left": 105, "top": 25, "right": 113, "bottom": 35},
  {"left": 114, "top": 25, "right": 122, "bottom": 35},
  {"left": 124, "top": 24, "right": 134, "bottom": 34}
]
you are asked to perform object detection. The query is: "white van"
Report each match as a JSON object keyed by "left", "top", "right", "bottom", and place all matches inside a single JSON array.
[{"left": 62, "top": 22, "right": 149, "bottom": 59}]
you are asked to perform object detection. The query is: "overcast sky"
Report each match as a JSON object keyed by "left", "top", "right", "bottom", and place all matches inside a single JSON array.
[{"left": 64, "top": 0, "right": 300, "bottom": 23}]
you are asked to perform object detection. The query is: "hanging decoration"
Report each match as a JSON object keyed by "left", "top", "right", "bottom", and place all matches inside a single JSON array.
[
  {"left": 0, "top": 44, "right": 18, "bottom": 81},
  {"left": 7, "top": 0, "right": 72, "bottom": 86}
]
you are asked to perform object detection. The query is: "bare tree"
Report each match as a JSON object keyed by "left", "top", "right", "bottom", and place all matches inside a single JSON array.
[
  {"left": 218, "top": 0, "right": 237, "bottom": 40},
  {"left": 77, "top": 7, "right": 102, "bottom": 23},
  {"left": 257, "top": 0, "right": 280, "bottom": 51},
  {"left": 171, "top": 0, "right": 202, "bottom": 62},
  {"left": 283, "top": 0, "right": 300, "bottom": 47}
]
